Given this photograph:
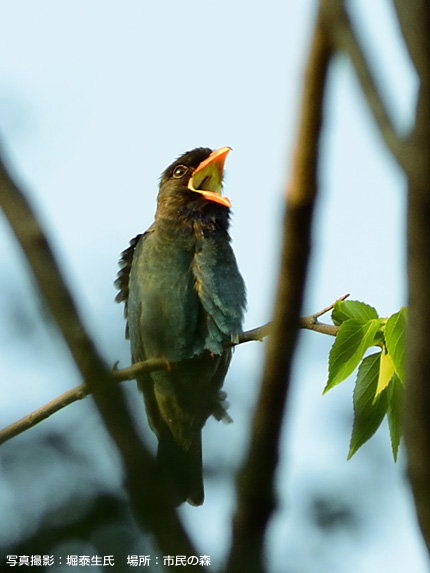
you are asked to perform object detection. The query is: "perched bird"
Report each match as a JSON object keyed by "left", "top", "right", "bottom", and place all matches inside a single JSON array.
[{"left": 115, "top": 147, "right": 246, "bottom": 506}]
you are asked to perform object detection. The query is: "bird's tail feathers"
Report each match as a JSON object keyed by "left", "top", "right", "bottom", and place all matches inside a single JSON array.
[{"left": 157, "top": 428, "right": 204, "bottom": 506}]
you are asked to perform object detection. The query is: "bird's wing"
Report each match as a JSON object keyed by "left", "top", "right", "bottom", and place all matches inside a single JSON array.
[
  {"left": 191, "top": 236, "right": 246, "bottom": 352},
  {"left": 116, "top": 230, "right": 164, "bottom": 436},
  {"left": 115, "top": 231, "right": 152, "bottom": 338}
]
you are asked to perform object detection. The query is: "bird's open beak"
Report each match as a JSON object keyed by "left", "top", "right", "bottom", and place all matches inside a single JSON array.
[{"left": 188, "top": 147, "right": 231, "bottom": 208}]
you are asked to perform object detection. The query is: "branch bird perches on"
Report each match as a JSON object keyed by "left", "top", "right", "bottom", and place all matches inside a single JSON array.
[{"left": 0, "top": 294, "right": 347, "bottom": 446}]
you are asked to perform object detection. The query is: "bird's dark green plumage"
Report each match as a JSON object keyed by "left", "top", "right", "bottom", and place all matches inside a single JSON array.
[{"left": 115, "top": 147, "right": 246, "bottom": 505}]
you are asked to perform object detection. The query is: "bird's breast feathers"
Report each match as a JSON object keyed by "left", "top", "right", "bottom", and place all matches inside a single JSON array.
[{"left": 127, "top": 226, "right": 246, "bottom": 363}]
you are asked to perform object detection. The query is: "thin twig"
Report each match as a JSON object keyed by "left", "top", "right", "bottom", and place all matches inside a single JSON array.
[
  {"left": 0, "top": 295, "right": 347, "bottom": 446},
  {"left": 0, "top": 358, "right": 168, "bottom": 445},
  {"left": 0, "top": 384, "right": 89, "bottom": 445},
  {"left": 320, "top": 0, "right": 408, "bottom": 170},
  {"left": 312, "top": 292, "right": 349, "bottom": 319},
  {"left": 300, "top": 292, "right": 349, "bottom": 335}
]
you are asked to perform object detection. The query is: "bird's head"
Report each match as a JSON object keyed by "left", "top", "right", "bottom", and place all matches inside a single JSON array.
[{"left": 158, "top": 147, "right": 231, "bottom": 211}]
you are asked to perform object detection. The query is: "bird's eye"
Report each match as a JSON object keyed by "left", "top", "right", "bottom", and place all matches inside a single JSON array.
[{"left": 173, "top": 165, "right": 188, "bottom": 179}]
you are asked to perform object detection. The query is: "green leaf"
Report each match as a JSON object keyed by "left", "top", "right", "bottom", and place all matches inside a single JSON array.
[
  {"left": 324, "top": 318, "right": 381, "bottom": 393},
  {"left": 374, "top": 345, "right": 395, "bottom": 401},
  {"left": 387, "top": 373, "right": 404, "bottom": 461},
  {"left": 385, "top": 307, "right": 407, "bottom": 383},
  {"left": 348, "top": 352, "right": 388, "bottom": 459},
  {"left": 332, "top": 300, "right": 379, "bottom": 326}
]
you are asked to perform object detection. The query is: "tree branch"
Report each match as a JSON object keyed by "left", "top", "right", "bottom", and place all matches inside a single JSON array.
[
  {"left": 320, "top": 0, "right": 409, "bottom": 170},
  {"left": 392, "top": 0, "right": 430, "bottom": 82},
  {"left": 300, "top": 292, "right": 349, "bottom": 335},
  {"left": 226, "top": 8, "right": 332, "bottom": 572},
  {"left": 400, "top": 0, "right": 430, "bottom": 556},
  {"left": 0, "top": 295, "right": 347, "bottom": 447},
  {"left": 0, "top": 359, "right": 169, "bottom": 446},
  {"left": 0, "top": 147, "right": 199, "bottom": 559}
]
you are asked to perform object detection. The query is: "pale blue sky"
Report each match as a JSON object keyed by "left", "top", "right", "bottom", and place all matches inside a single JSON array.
[{"left": 0, "top": 1, "right": 426, "bottom": 571}]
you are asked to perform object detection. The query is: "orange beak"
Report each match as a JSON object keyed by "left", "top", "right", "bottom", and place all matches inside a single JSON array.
[{"left": 188, "top": 147, "right": 231, "bottom": 208}]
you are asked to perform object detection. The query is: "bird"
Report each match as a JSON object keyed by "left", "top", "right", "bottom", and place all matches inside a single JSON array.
[{"left": 115, "top": 147, "right": 246, "bottom": 506}]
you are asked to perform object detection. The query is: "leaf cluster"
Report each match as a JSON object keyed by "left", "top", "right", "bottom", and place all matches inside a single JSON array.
[{"left": 324, "top": 300, "right": 406, "bottom": 460}]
